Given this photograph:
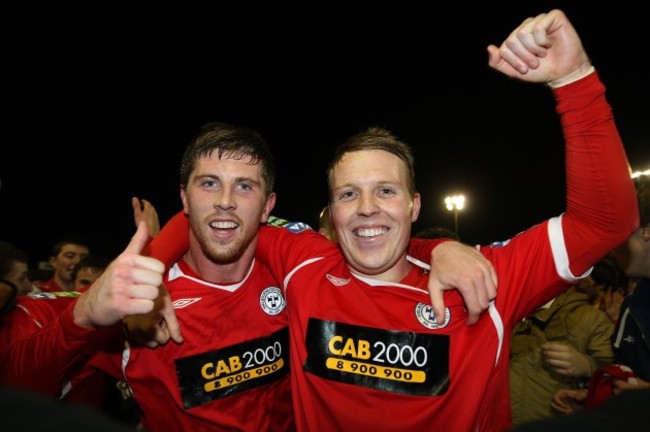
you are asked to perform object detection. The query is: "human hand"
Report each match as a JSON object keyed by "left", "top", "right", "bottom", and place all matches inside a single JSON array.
[
  {"left": 132, "top": 196, "right": 160, "bottom": 238},
  {"left": 542, "top": 341, "right": 593, "bottom": 378},
  {"left": 428, "top": 242, "right": 497, "bottom": 325},
  {"left": 601, "top": 288, "right": 626, "bottom": 322},
  {"left": 73, "top": 222, "right": 165, "bottom": 329},
  {"left": 122, "top": 282, "right": 183, "bottom": 347},
  {"left": 486, "top": 9, "right": 592, "bottom": 87},
  {"left": 613, "top": 376, "right": 650, "bottom": 395},
  {"left": 551, "top": 388, "right": 587, "bottom": 414}
]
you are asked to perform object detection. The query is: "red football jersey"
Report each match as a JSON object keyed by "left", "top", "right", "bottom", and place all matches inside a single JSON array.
[{"left": 91, "top": 259, "right": 294, "bottom": 431}]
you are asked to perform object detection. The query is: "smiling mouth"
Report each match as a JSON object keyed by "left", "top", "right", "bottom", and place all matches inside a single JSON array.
[
  {"left": 209, "top": 221, "right": 238, "bottom": 229},
  {"left": 354, "top": 227, "right": 388, "bottom": 238}
]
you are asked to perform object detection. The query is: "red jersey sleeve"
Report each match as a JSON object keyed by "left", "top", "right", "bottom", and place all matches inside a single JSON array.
[
  {"left": 556, "top": 71, "right": 639, "bottom": 275},
  {"left": 0, "top": 301, "right": 95, "bottom": 395},
  {"left": 407, "top": 238, "right": 451, "bottom": 265}
]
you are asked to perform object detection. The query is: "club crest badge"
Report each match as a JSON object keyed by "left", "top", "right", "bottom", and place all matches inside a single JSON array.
[
  {"left": 260, "top": 286, "right": 286, "bottom": 316},
  {"left": 415, "top": 302, "right": 450, "bottom": 329}
]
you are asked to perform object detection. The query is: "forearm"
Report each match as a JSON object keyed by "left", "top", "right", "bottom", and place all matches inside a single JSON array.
[
  {"left": 0, "top": 303, "right": 95, "bottom": 395},
  {"left": 142, "top": 210, "right": 189, "bottom": 267},
  {"left": 587, "top": 321, "right": 616, "bottom": 369},
  {"left": 408, "top": 238, "right": 451, "bottom": 263}
]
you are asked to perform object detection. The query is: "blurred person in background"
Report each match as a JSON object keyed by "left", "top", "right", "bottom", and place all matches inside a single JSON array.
[
  {"left": 71, "top": 254, "right": 111, "bottom": 292},
  {"left": 509, "top": 257, "right": 618, "bottom": 427},
  {"left": 0, "top": 241, "right": 37, "bottom": 297},
  {"left": 514, "top": 173, "right": 649, "bottom": 432},
  {"left": 33, "top": 236, "right": 90, "bottom": 293}
]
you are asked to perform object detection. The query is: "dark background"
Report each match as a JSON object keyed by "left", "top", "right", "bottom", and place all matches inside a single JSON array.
[{"left": 1, "top": 3, "right": 648, "bottom": 264}]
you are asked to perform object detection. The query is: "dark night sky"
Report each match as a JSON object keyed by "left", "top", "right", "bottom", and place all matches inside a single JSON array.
[{"left": 1, "top": 3, "right": 648, "bottom": 264}]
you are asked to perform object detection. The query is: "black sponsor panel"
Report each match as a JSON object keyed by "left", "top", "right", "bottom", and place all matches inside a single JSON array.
[
  {"left": 175, "top": 327, "right": 289, "bottom": 408},
  {"left": 304, "top": 318, "right": 449, "bottom": 395}
]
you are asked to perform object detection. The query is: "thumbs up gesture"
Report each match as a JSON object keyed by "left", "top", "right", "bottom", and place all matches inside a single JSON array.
[{"left": 73, "top": 222, "right": 165, "bottom": 329}]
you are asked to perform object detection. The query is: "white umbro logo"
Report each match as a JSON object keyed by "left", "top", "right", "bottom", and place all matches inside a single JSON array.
[
  {"left": 172, "top": 298, "right": 202, "bottom": 309},
  {"left": 326, "top": 274, "right": 350, "bottom": 286}
]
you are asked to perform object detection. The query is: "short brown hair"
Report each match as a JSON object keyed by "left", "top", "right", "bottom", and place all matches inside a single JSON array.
[
  {"left": 326, "top": 126, "right": 416, "bottom": 199},
  {"left": 180, "top": 122, "right": 276, "bottom": 197}
]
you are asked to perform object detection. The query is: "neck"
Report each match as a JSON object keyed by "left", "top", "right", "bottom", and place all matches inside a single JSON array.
[{"left": 183, "top": 245, "right": 257, "bottom": 285}]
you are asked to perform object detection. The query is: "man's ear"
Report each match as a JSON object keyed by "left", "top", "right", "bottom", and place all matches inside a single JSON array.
[
  {"left": 260, "top": 192, "right": 277, "bottom": 223},
  {"left": 411, "top": 192, "right": 421, "bottom": 222},
  {"left": 180, "top": 186, "right": 189, "bottom": 215}
]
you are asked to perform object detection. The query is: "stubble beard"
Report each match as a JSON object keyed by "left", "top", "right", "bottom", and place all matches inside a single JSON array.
[{"left": 198, "top": 228, "right": 248, "bottom": 265}]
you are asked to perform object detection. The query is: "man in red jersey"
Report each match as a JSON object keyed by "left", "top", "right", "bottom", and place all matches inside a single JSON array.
[
  {"left": 270, "top": 10, "right": 636, "bottom": 431},
  {"left": 149, "top": 9, "right": 638, "bottom": 431},
  {"left": 98, "top": 123, "right": 297, "bottom": 431}
]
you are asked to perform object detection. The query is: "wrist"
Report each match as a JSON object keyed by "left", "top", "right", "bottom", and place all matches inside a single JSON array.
[
  {"left": 547, "top": 65, "right": 595, "bottom": 88},
  {"left": 72, "top": 295, "right": 96, "bottom": 329}
]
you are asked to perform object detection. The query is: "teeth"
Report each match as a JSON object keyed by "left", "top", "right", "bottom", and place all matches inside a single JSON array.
[
  {"left": 355, "top": 227, "right": 388, "bottom": 237},
  {"left": 210, "top": 221, "right": 238, "bottom": 229}
]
